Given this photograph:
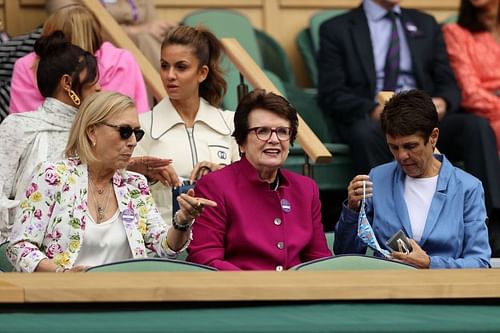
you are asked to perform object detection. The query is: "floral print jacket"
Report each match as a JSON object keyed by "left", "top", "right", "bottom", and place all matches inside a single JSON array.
[{"left": 7, "top": 158, "right": 184, "bottom": 272}]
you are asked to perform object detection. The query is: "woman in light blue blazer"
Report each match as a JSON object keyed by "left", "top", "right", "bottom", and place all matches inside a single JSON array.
[{"left": 334, "top": 90, "right": 491, "bottom": 269}]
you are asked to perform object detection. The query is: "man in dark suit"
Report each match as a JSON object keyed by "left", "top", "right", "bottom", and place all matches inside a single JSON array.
[{"left": 317, "top": 0, "right": 500, "bottom": 220}]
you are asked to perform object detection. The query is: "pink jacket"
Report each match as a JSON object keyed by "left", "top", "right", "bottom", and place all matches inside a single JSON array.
[
  {"left": 9, "top": 41, "right": 149, "bottom": 113},
  {"left": 187, "top": 157, "right": 332, "bottom": 271}
]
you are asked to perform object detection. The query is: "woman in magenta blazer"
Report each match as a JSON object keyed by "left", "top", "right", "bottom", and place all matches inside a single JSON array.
[{"left": 187, "top": 90, "right": 332, "bottom": 271}]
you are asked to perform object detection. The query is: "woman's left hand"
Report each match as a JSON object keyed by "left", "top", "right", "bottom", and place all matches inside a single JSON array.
[
  {"left": 189, "top": 161, "right": 223, "bottom": 183},
  {"left": 391, "top": 239, "right": 430, "bottom": 269},
  {"left": 175, "top": 188, "right": 217, "bottom": 225},
  {"left": 128, "top": 156, "right": 178, "bottom": 186}
]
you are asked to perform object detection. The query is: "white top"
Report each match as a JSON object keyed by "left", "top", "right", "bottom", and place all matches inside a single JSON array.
[
  {"left": 135, "top": 97, "right": 240, "bottom": 223},
  {"left": 73, "top": 209, "right": 132, "bottom": 267},
  {"left": 0, "top": 98, "right": 77, "bottom": 243},
  {"left": 404, "top": 175, "right": 438, "bottom": 242}
]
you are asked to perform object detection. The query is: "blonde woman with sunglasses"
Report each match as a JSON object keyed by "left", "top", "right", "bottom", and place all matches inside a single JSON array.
[{"left": 6, "top": 91, "right": 216, "bottom": 272}]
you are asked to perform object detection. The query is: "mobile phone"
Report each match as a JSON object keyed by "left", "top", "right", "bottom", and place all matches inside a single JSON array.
[
  {"left": 385, "top": 229, "right": 413, "bottom": 254},
  {"left": 172, "top": 180, "right": 195, "bottom": 215}
]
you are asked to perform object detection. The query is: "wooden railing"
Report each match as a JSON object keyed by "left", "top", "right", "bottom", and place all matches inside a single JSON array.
[
  {"left": 1, "top": 269, "right": 500, "bottom": 303},
  {"left": 80, "top": 0, "right": 332, "bottom": 164},
  {"left": 222, "top": 38, "right": 332, "bottom": 163},
  {"left": 80, "top": 0, "right": 166, "bottom": 102}
]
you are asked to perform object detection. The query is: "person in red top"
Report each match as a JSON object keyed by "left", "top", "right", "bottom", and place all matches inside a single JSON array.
[{"left": 443, "top": 0, "right": 500, "bottom": 151}]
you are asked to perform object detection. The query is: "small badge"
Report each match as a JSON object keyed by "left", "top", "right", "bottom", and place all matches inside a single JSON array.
[
  {"left": 122, "top": 209, "right": 135, "bottom": 222},
  {"left": 280, "top": 199, "right": 291, "bottom": 213},
  {"left": 217, "top": 150, "right": 227, "bottom": 159},
  {"left": 405, "top": 23, "right": 418, "bottom": 32}
]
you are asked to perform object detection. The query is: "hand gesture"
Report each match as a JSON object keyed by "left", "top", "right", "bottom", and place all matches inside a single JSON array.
[
  {"left": 347, "top": 175, "right": 372, "bottom": 211},
  {"left": 174, "top": 188, "right": 217, "bottom": 225},
  {"left": 128, "top": 156, "right": 179, "bottom": 187},
  {"left": 189, "top": 161, "right": 224, "bottom": 183}
]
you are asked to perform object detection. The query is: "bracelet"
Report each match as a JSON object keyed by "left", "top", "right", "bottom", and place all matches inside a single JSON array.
[{"left": 172, "top": 211, "right": 192, "bottom": 232}]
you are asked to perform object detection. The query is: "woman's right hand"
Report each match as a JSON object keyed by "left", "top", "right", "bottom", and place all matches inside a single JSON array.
[{"left": 347, "top": 175, "right": 372, "bottom": 211}]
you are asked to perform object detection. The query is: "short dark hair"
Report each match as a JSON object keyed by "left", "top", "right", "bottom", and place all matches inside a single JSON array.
[
  {"left": 380, "top": 90, "right": 438, "bottom": 142},
  {"left": 232, "top": 89, "right": 298, "bottom": 146},
  {"left": 34, "top": 30, "right": 98, "bottom": 99},
  {"left": 457, "top": 0, "right": 490, "bottom": 32}
]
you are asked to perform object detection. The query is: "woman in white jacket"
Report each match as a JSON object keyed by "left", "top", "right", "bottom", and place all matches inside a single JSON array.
[
  {"left": 134, "top": 25, "right": 239, "bottom": 222},
  {"left": 0, "top": 31, "right": 100, "bottom": 243}
]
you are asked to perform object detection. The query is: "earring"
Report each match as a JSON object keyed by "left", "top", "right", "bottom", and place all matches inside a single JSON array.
[{"left": 68, "top": 89, "right": 81, "bottom": 106}]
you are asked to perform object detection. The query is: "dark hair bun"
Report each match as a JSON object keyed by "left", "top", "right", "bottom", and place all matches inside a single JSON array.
[{"left": 34, "top": 30, "right": 69, "bottom": 58}]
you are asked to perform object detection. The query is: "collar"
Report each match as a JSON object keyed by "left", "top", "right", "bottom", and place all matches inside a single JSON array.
[
  {"left": 150, "top": 97, "right": 232, "bottom": 139},
  {"left": 15, "top": 97, "right": 78, "bottom": 133},
  {"left": 364, "top": 0, "right": 401, "bottom": 22},
  {"left": 395, "top": 154, "right": 451, "bottom": 193},
  {"left": 238, "top": 156, "right": 290, "bottom": 190}
]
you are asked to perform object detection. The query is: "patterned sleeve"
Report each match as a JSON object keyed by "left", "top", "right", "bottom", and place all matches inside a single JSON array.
[
  {"left": 6, "top": 162, "right": 59, "bottom": 272},
  {"left": 131, "top": 173, "right": 190, "bottom": 258}
]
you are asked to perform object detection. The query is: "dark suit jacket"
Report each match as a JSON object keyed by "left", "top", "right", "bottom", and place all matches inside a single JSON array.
[{"left": 317, "top": 5, "right": 460, "bottom": 125}]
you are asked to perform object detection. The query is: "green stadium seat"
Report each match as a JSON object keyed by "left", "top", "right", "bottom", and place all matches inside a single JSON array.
[
  {"left": 292, "top": 254, "right": 416, "bottom": 270},
  {"left": 86, "top": 258, "right": 216, "bottom": 272}
]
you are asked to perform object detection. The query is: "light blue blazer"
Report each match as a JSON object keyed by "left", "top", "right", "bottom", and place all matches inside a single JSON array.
[{"left": 334, "top": 155, "right": 491, "bottom": 268}]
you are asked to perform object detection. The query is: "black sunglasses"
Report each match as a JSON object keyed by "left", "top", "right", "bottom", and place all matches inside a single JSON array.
[{"left": 102, "top": 122, "right": 145, "bottom": 142}]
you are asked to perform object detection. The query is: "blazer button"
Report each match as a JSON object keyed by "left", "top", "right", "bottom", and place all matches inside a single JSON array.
[
  {"left": 276, "top": 265, "right": 283, "bottom": 271},
  {"left": 274, "top": 218, "right": 282, "bottom": 226},
  {"left": 276, "top": 241, "right": 284, "bottom": 249}
]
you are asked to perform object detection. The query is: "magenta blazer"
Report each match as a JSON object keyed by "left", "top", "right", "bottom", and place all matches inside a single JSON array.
[{"left": 187, "top": 157, "right": 332, "bottom": 270}]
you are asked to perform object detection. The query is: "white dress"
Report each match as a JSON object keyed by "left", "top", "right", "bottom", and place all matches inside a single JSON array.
[{"left": 0, "top": 98, "right": 77, "bottom": 242}]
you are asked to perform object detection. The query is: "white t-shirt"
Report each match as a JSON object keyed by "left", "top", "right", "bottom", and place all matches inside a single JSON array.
[
  {"left": 404, "top": 175, "right": 438, "bottom": 242},
  {"left": 74, "top": 209, "right": 132, "bottom": 267}
]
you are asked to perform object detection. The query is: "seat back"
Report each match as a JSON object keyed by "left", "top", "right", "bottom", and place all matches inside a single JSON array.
[
  {"left": 310, "top": 9, "right": 347, "bottom": 52},
  {"left": 441, "top": 14, "right": 458, "bottom": 24},
  {"left": 325, "top": 231, "right": 335, "bottom": 251},
  {"left": 182, "top": 9, "right": 263, "bottom": 70},
  {"left": 86, "top": 258, "right": 216, "bottom": 272},
  {"left": 255, "top": 28, "right": 296, "bottom": 85},
  {"left": 292, "top": 254, "right": 416, "bottom": 271},
  {"left": 223, "top": 68, "right": 287, "bottom": 111},
  {"left": 296, "top": 27, "right": 318, "bottom": 87},
  {"left": 0, "top": 241, "right": 13, "bottom": 272}
]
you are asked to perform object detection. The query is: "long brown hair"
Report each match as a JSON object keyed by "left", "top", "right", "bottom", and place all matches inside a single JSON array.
[{"left": 162, "top": 25, "right": 227, "bottom": 107}]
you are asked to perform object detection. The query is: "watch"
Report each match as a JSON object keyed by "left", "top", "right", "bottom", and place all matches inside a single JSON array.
[{"left": 172, "top": 212, "right": 192, "bottom": 232}]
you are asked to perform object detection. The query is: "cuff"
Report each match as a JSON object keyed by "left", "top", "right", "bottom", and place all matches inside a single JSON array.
[
  {"left": 163, "top": 226, "right": 193, "bottom": 259},
  {"left": 340, "top": 200, "right": 360, "bottom": 224}
]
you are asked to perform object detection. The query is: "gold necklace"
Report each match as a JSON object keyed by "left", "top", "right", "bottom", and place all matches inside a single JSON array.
[{"left": 89, "top": 175, "right": 112, "bottom": 222}]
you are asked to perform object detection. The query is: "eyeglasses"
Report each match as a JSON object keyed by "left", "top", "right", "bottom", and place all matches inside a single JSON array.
[
  {"left": 248, "top": 126, "right": 291, "bottom": 142},
  {"left": 102, "top": 122, "right": 145, "bottom": 142}
]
